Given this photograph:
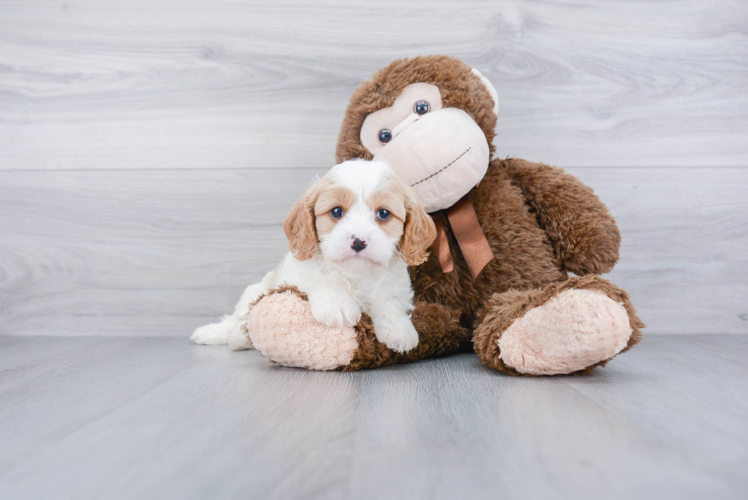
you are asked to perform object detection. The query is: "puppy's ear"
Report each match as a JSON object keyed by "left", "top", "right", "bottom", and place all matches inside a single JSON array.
[
  {"left": 400, "top": 184, "right": 437, "bottom": 266},
  {"left": 283, "top": 183, "right": 320, "bottom": 261}
]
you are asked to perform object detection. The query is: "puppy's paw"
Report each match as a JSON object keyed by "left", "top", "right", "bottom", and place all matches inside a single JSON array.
[
  {"left": 311, "top": 294, "right": 362, "bottom": 328},
  {"left": 374, "top": 316, "right": 419, "bottom": 353},
  {"left": 191, "top": 320, "right": 234, "bottom": 345}
]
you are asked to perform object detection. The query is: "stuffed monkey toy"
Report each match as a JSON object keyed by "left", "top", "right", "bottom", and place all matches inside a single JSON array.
[{"left": 246, "top": 55, "right": 644, "bottom": 375}]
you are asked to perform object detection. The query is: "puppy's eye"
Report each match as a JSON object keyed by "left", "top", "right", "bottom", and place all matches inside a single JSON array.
[
  {"left": 414, "top": 100, "right": 430, "bottom": 115},
  {"left": 376, "top": 208, "right": 391, "bottom": 221},
  {"left": 379, "top": 129, "right": 392, "bottom": 144},
  {"left": 330, "top": 207, "right": 344, "bottom": 219}
]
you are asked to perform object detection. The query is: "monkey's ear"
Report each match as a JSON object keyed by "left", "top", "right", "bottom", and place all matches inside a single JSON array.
[
  {"left": 283, "top": 186, "right": 319, "bottom": 260},
  {"left": 471, "top": 68, "right": 499, "bottom": 116},
  {"left": 400, "top": 186, "right": 438, "bottom": 266}
]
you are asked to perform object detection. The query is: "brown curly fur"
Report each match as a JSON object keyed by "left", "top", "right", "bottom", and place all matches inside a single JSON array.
[
  {"left": 342, "top": 301, "right": 471, "bottom": 371},
  {"left": 329, "top": 55, "right": 644, "bottom": 374},
  {"left": 408, "top": 157, "right": 624, "bottom": 317}
]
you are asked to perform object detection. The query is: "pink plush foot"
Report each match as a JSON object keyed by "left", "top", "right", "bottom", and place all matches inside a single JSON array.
[
  {"left": 247, "top": 290, "right": 358, "bottom": 370},
  {"left": 498, "top": 289, "right": 632, "bottom": 375}
]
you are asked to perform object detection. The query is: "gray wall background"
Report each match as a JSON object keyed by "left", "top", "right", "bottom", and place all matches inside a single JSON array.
[{"left": 1, "top": 0, "right": 746, "bottom": 337}]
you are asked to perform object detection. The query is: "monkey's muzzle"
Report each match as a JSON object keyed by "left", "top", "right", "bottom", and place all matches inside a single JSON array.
[{"left": 373, "top": 107, "right": 490, "bottom": 213}]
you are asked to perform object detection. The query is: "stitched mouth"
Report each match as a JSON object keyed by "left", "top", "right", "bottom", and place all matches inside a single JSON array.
[{"left": 410, "top": 147, "right": 471, "bottom": 187}]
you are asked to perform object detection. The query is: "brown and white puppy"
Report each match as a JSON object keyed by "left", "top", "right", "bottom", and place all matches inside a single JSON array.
[{"left": 191, "top": 160, "right": 437, "bottom": 353}]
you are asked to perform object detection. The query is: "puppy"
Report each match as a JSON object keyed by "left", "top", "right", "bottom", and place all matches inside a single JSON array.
[{"left": 191, "top": 160, "right": 437, "bottom": 353}]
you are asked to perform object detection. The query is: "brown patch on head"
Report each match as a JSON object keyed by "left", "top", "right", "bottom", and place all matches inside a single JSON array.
[
  {"left": 314, "top": 186, "right": 356, "bottom": 237},
  {"left": 368, "top": 184, "right": 407, "bottom": 240},
  {"left": 400, "top": 189, "right": 438, "bottom": 266},
  {"left": 368, "top": 176, "right": 437, "bottom": 266},
  {"left": 283, "top": 176, "right": 334, "bottom": 260},
  {"left": 335, "top": 55, "right": 497, "bottom": 162}
]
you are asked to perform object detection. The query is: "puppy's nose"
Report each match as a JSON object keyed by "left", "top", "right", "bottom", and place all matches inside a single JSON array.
[{"left": 351, "top": 238, "right": 367, "bottom": 253}]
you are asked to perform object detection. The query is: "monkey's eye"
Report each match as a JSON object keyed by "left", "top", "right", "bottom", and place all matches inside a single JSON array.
[
  {"left": 379, "top": 129, "right": 392, "bottom": 144},
  {"left": 330, "top": 207, "right": 344, "bottom": 219},
  {"left": 414, "top": 100, "right": 430, "bottom": 115},
  {"left": 376, "top": 208, "right": 391, "bottom": 222}
]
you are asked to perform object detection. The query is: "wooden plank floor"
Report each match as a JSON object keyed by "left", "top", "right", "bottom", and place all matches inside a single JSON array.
[{"left": 1, "top": 335, "right": 746, "bottom": 500}]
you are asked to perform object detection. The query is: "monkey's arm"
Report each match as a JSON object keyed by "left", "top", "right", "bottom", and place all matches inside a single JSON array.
[{"left": 503, "top": 158, "right": 620, "bottom": 275}]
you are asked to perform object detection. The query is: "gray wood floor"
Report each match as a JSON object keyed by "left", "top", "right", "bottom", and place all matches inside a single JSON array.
[
  {"left": 1, "top": 335, "right": 746, "bottom": 500},
  {"left": 1, "top": 0, "right": 747, "bottom": 338}
]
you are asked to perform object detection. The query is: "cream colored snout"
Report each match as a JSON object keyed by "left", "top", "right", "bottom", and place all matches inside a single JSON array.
[
  {"left": 373, "top": 108, "right": 490, "bottom": 213},
  {"left": 391, "top": 113, "right": 420, "bottom": 137}
]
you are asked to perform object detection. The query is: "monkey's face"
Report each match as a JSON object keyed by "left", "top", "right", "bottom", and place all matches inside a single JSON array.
[
  {"left": 336, "top": 56, "right": 499, "bottom": 214},
  {"left": 360, "top": 82, "right": 492, "bottom": 213}
]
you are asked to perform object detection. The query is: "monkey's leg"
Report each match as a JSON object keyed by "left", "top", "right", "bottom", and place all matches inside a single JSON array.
[
  {"left": 246, "top": 287, "right": 468, "bottom": 371},
  {"left": 472, "top": 276, "right": 644, "bottom": 376}
]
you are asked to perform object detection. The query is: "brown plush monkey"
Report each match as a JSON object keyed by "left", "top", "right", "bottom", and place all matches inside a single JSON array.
[{"left": 246, "top": 55, "right": 643, "bottom": 375}]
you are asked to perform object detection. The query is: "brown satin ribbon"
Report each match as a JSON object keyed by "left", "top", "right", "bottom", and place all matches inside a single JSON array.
[
  {"left": 431, "top": 215, "right": 454, "bottom": 273},
  {"left": 430, "top": 194, "right": 494, "bottom": 280}
]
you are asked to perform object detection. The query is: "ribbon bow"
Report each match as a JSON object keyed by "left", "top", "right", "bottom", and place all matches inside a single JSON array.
[{"left": 430, "top": 194, "right": 494, "bottom": 280}]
